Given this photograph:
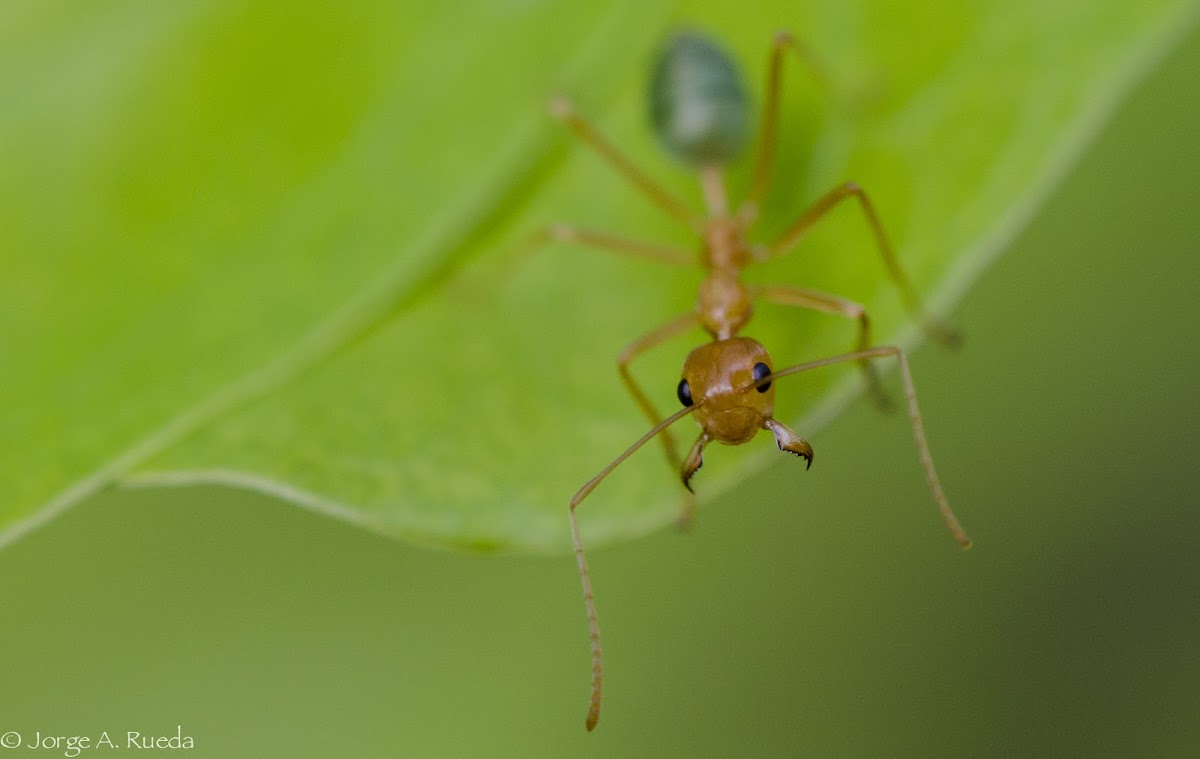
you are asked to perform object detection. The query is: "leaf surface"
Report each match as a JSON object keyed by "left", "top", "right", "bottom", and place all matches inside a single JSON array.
[{"left": 3, "top": 0, "right": 1196, "bottom": 551}]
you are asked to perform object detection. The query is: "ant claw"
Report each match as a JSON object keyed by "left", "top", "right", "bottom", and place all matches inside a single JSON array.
[
  {"left": 785, "top": 444, "right": 814, "bottom": 470},
  {"left": 764, "top": 419, "right": 813, "bottom": 469}
]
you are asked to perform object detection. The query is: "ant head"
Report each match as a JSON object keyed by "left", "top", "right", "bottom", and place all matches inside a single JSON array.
[{"left": 677, "top": 337, "right": 775, "bottom": 444}]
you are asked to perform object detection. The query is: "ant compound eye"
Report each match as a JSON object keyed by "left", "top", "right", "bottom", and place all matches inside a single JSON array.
[
  {"left": 676, "top": 378, "right": 693, "bottom": 407},
  {"left": 752, "top": 362, "right": 772, "bottom": 392}
]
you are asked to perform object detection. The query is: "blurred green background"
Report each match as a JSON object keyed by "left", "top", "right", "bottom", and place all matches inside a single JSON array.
[{"left": 2, "top": 14, "right": 1199, "bottom": 759}]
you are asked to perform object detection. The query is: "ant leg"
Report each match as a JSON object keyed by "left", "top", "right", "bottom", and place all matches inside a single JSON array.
[
  {"left": 618, "top": 313, "right": 701, "bottom": 527},
  {"left": 758, "top": 182, "right": 962, "bottom": 347},
  {"left": 549, "top": 97, "right": 700, "bottom": 229},
  {"left": 496, "top": 224, "right": 694, "bottom": 288},
  {"left": 756, "top": 283, "right": 892, "bottom": 411},
  {"left": 569, "top": 404, "right": 698, "bottom": 731},
  {"left": 739, "top": 32, "right": 828, "bottom": 223},
  {"left": 756, "top": 346, "right": 972, "bottom": 549},
  {"left": 618, "top": 312, "right": 699, "bottom": 469},
  {"left": 523, "top": 224, "right": 695, "bottom": 266}
]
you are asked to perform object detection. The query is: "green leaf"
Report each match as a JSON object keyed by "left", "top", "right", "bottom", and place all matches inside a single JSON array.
[{"left": 3, "top": 0, "right": 1197, "bottom": 552}]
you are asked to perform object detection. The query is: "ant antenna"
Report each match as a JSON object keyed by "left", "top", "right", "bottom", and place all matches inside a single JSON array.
[
  {"left": 751, "top": 347, "right": 973, "bottom": 549},
  {"left": 568, "top": 403, "right": 699, "bottom": 731}
]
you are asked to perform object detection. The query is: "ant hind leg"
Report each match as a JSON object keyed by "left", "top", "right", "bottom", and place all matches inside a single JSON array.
[{"left": 740, "top": 31, "right": 829, "bottom": 224}]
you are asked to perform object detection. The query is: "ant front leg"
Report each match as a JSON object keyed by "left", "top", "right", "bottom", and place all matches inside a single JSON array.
[
  {"left": 759, "top": 182, "right": 961, "bottom": 347},
  {"left": 756, "top": 284, "right": 893, "bottom": 411},
  {"left": 618, "top": 313, "right": 701, "bottom": 527}
]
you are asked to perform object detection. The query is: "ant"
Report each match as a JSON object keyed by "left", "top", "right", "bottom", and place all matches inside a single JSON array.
[{"left": 538, "top": 30, "right": 972, "bottom": 731}]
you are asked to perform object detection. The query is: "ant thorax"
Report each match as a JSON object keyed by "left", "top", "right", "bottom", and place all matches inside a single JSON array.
[
  {"left": 701, "top": 215, "right": 751, "bottom": 268},
  {"left": 697, "top": 268, "right": 753, "bottom": 339}
]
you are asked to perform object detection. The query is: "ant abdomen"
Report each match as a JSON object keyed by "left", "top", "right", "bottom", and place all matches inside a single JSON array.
[{"left": 648, "top": 31, "right": 752, "bottom": 167}]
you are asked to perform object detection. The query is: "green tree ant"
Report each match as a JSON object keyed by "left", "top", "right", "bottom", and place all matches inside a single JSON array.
[{"left": 541, "top": 30, "right": 973, "bottom": 731}]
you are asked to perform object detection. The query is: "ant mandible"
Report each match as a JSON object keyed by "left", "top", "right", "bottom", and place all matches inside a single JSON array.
[{"left": 538, "top": 30, "right": 972, "bottom": 732}]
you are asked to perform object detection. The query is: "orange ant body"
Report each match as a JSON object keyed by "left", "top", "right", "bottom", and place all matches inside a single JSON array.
[{"left": 542, "top": 30, "right": 972, "bottom": 731}]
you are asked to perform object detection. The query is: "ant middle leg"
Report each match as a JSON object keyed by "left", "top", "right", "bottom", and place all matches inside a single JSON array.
[
  {"left": 497, "top": 222, "right": 694, "bottom": 287},
  {"left": 756, "top": 284, "right": 892, "bottom": 411},
  {"left": 524, "top": 224, "right": 695, "bottom": 266},
  {"left": 757, "top": 181, "right": 961, "bottom": 347}
]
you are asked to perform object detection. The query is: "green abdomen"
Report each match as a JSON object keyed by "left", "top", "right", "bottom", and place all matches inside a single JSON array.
[{"left": 648, "top": 31, "right": 752, "bottom": 167}]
